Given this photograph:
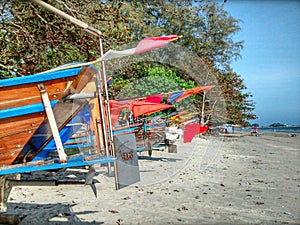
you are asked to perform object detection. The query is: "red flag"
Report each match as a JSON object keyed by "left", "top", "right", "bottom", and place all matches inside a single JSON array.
[
  {"left": 130, "top": 101, "right": 173, "bottom": 118},
  {"left": 184, "top": 123, "right": 210, "bottom": 143},
  {"left": 109, "top": 100, "right": 135, "bottom": 127},
  {"left": 175, "top": 86, "right": 214, "bottom": 102},
  {"left": 110, "top": 100, "right": 173, "bottom": 125}
]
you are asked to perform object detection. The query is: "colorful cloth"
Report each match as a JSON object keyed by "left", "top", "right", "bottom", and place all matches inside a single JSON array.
[{"left": 184, "top": 123, "right": 210, "bottom": 143}]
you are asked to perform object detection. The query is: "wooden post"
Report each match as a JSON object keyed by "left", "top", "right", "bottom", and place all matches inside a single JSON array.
[
  {"left": 0, "top": 175, "right": 19, "bottom": 212},
  {"left": 38, "top": 84, "right": 67, "bottom": 163}
]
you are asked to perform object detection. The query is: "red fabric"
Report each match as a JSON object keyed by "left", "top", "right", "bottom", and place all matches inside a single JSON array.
[
  {"left": 175, "top": 86, "right": 214, "bottom": 102},
  {"left": 145, "top": 94, "right": 164, "bottom": 103},
  {"left": 184, "top": 123, "right": 210, "bottom": 143},
  {"left": 134, "top": 35, "right": 179, "bottom": 55},
  {"left": 109, "top": 100, "right": 135, "bottom": 127},
  {"left": 130, "top": 101, "right": 173, "bottom": 118},
  {"left": 110, "top": 100, "right": 173, "bottom": 125}
]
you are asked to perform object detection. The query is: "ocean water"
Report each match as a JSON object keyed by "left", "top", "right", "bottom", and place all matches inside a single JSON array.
[{"left": 242, "top": 126, "right": 300, "bottom": 133}]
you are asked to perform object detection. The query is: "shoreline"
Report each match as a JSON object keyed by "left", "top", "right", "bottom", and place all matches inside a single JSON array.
[
  {"left": 238, "top": 127, "right": 300, "bottom": 134},
  {"left": 232, "top": 129, "right": 299, "bottom": 137}
]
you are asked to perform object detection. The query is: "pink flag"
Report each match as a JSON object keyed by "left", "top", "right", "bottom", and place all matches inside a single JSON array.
[
  {"left": 145, "top": 94, "right": 164, "bottom": 103},
  {"left": 135, "top": 35, "right": 180, "bottom": 54},
  {"left": 101, "top": 35, "right": 180, "bottom": 61}
]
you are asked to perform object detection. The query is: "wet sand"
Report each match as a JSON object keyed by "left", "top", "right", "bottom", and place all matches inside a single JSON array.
[{"left": 5, "top": 132, "right": 300, "bottom": 224}]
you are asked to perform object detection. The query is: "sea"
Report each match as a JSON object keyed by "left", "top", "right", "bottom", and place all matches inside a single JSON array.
[{"left": 242, "top": 126, "right": 300, "bottom": 134}]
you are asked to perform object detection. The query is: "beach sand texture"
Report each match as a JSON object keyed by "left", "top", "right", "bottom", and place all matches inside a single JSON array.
[{"left": 5, "top": 133, "right": 300, "bottom": 224}]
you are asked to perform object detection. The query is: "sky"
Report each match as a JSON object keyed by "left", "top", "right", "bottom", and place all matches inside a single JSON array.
[{"left": 221, "top": 0, "right": 300, "bottom": 126}]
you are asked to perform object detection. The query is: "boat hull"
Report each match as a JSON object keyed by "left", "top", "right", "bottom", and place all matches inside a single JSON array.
[
  {"left": 0, "top": 112, "right": 45, "bottom": 165},
  {"left": 0, "top": 66, "right": 97, "bottom": 167},
  {"left": 0, "top": 78, "right": 69, "bottom": 110}
]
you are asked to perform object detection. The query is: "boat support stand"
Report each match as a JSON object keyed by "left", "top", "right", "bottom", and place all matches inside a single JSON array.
[{"left": 0, "top": 174, "right": 95, "bottom": 224}]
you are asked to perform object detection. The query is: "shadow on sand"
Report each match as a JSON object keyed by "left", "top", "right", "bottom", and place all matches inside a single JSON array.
[
  {"left": 4, "top": 202, "right": 104, "bottom": 225},
  {"left": 137, "top": 156, "right": 182, "bottom": 162}
]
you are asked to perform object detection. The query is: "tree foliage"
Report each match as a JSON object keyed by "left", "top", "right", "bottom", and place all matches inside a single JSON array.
[
  {"left": 216, "top": 70, "right": 257, "bottom": 125},
  {"left": 0, "top": 0, "right": 257, "bottom": 125},
  {"left": 110, "top": 62, "right": 195, "bottom": 96},
  {"left": 111, "top": 63, "right": 196, "bottom": 111},
  {"left": 0, "top": 0, "right": 131, "bottom": 78},
  {"left": 122, "top": 0, "right": 243, "bottom": 68}
]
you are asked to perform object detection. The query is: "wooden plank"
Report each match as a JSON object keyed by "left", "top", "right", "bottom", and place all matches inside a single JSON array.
[
  {"left": 38, "top": 83, "right": 67, "bottom": 162},
  {"left": 0, "top": 149, "right": 23, "bottom": 166},
  {"left": 61, "top": 66, "right": 97, "bottom": 98},
  {"left": 0, "top": 113, "right": 45, "bottom": 166},
  {"left": 0, "top": 78, "right": 72, "bottom": 110},
  {"left": 78, "top": 76, "right": 105, "bottom": 154},
  {"left": 0, "top": 112, "right": 45, "bottom": 138}
]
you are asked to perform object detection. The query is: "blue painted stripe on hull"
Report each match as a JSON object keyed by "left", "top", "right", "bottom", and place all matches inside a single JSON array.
[
  {"left": 0, "top": 155, "right": 115, "bottom": 176},
  {"left": 0, "top": 67, "right": 82, "bottom": 87},
  {"left": 112, "top": 126, "right": 139, "bottom": 135},
  {"left": 136, "top": 147, "right": 146, "bottom": 152},
  {"left": 0, "top": 100, "right": 58, "bottom": 119}
]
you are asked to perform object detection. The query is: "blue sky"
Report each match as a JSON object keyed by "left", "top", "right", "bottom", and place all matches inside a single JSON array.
[{"left": 221, "top": 0, "right": 300, "bottom": 126}]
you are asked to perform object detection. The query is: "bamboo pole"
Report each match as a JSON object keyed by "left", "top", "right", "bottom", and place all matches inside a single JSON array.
[{"left": 30, "top": 0, "right": 101, "bottom": 37}]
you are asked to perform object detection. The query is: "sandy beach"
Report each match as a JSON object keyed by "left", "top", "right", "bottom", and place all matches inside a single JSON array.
[{"left": 4, "top": 132, "right": 300, "bottom": 225}]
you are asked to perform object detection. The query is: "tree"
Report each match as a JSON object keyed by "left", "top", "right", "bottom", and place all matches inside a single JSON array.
[
  {"left": 122, "top": 0, "right": 243, "bottom": 69},
  {"left": 0, "top": 0, "right": 131, "bottom": 77},
  {"left": 216, "top": 69, "right": 257, "bottom": 126}
]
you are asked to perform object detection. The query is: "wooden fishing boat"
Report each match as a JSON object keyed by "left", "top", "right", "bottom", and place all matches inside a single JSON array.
[{"left": 0, "top": 65, "right": 97, "bottom": 167}]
